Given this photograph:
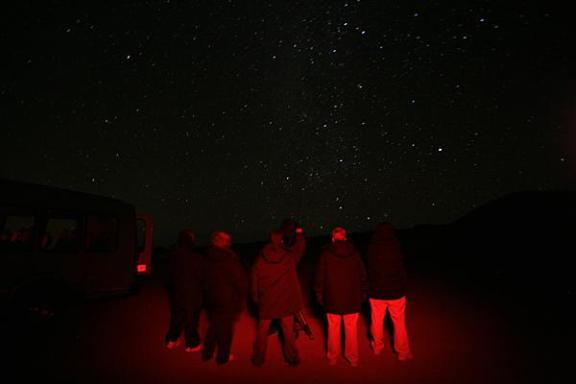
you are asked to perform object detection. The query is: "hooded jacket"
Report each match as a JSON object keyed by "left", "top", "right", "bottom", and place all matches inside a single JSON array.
[
  {"left": 366, "top": 223, "right": 407, "bottom": 300},
  {"left": 251, "top": 233, "right": 306, "bottom": 319},
  {"left": 204, "top": 246, "right": 246, "bottom": 315},
  {"left": 314, "top": 240, "right": 368, "bottom": 314}
]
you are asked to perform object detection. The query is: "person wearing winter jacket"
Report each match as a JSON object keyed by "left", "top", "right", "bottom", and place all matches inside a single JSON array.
[
  {"left": 202, "top": 231, "right": 246, "bottom": 365},
  {"left": 314, "top": 227, "right": 367, "bottom": 367},
  {"left": 367, "top": 223, "right": 413, "bottom": 361},
  {"left": 251, "top": 229, "right": 306, "bottom": 367}
]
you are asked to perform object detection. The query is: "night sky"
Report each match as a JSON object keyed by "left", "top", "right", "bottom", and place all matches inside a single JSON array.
[{"left": 2, "top": 1, "right": 575, "bottom": 245}]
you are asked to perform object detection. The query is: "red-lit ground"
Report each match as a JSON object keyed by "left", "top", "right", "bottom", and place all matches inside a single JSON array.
[{"left": 4, "top": 260, "right": 571, "bottom": 383}]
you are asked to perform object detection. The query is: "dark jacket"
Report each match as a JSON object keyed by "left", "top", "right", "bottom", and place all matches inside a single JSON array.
[
  {"left": 167, "top": 238, "right": 204, "bottom": 308},
  {"left": 366, "top": 224, "right": 407, "bottom": 300},
  {"left": 251, "top": 233, "right": 306, "bottom": 319},
  {"left": 204, "top": 246, "right": 247, "bottom": 315},
  {"left": 314, "top": 240, "right": 368, "bottom": 314}
]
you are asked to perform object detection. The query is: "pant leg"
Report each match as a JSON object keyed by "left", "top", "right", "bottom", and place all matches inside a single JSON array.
[
  {"left": 342, "top": 313, "right": 359, "bottom": 365},
  {"left": 369, "top": 298, "right": 388, "bottom": 352},
  {"left": 387, "top": 296, "right": 411, "bottom": 356},
  {"left": 202, "top": 316, "right": 217, "bottom": 360},
  {"left": 279, "top": 315, "right": 299, "bottom": 364},
  {"left": 253, "top": 318, "right": 272, "bottom": 364},
  {"left": 215, "top": 313, "right": 235, "bottom": 364},
  {"left": 165, "top": 305, "right": 185, "bottom": 342},
  {"left": 326, "top": 313, "right": 342, "bottom": 363},
  {"left": 184, "top": 307, "right": 202, "bottom": 348}
]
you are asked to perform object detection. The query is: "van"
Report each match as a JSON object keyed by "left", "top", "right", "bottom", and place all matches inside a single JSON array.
[{"left": 0, "top": 179, "right": 154, "bottom": 319}]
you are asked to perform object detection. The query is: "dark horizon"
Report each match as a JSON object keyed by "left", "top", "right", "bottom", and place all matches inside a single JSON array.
[{"left": 2, "top": 1, "right": 575, "bottom": 246}]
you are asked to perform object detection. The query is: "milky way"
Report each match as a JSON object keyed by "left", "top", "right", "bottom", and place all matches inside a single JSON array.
[{"left": 2, "top": 1, "right": 574, "bottom": 244}]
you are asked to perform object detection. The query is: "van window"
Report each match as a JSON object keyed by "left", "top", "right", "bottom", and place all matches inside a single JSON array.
[
  {"left": 42, "top": 218, "right": 80, "bottom": 252},
  {"left": 85, "top": 215, "right": 118, "bottom": 252},
  {"left": 0, "top": 214, "right": 35, "bottom": 250}
]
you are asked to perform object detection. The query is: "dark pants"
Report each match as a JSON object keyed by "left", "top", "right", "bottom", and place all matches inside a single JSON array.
[
  {"left": 165, "top": 305, "right": 202, "bottom": 348},
  {"left": 253, "top": 315, "right": 299, "bottom": 365},
  {"left": 202, "top": 312, "right": 236, "bottom": 364}
]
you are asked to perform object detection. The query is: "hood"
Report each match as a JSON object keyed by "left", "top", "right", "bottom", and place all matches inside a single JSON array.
[
  {"left": 261, "top": 243, "right": 287, "bottom": 263},
  {"left": 371, "top": 223, "right": 397, "bottom": 243},
  {"left": 325, "top": 240, "right": 356, "bottom": 258}
]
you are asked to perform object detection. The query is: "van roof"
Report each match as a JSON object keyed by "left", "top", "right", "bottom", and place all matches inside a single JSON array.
[{"left": 0, "top": 178, "right": 133, "bottom": 213}]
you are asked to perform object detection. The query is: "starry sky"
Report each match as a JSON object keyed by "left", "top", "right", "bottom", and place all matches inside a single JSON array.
[{"left": 2, "top": 0, "right": 575, "bottom": 245}]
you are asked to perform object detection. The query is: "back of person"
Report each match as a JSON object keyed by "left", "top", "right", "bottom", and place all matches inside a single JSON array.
[
  {"left": 164, "top": 229, "right": 204, "bottom": 351},
  {"left": 317, "top": 240, "right": 367, "bottom": 314},
  {"left": 366, "top": 223, "right": 406, "bottom": 300},
  {"left": 253, "top": 232, "right": 305, "bottom": 319},
  {"left": 315, "top": 227, "right": 367, "bottom": 367},
  {"left": 204, "top": 246, "right": 246, "bottom": 315},
  {"left": 168, "top": 245, "right": 204, "bottom": 305}
]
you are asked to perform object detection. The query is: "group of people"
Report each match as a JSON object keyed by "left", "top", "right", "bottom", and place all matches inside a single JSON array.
[{"left": 163, "top": 219, "right": 412, "bottom": 367}]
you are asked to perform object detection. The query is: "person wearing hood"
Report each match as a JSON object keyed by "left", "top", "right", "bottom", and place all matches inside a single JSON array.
[
  {"left": 164, "top": 229, "right": 204, "bottom": 352},
  {"left": 367, "top": 223, "right": 413, "bottom": 361},
  {"left": 202, "top": 231, "right": 246, "bottom": 365},
  {"left": 250, "top": 228, "right": 306, "bottom": 367},
  {"left": 314, "top": 227, "right": 367, "bottom": 367}
]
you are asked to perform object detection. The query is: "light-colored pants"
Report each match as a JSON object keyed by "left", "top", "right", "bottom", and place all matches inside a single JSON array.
[
  {"left": 369, "top": 297, "right": 411, "bottom": 356},
  {"left": 326, "top": 312, "right": 359, "bottom": 364}
]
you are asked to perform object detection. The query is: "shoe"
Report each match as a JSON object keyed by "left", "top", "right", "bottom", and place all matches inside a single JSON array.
[
  {"left": 398, "top": 353, "right": 413, "bottom": 362},
  {"left": 185, "top": 345, "right": 203, "bottom": 352},
  {"left": 328, "top": 359, "right": 337, "bottom": 366},
  {"left": 216, "top": 354, "right": 234, "bottom": 365},
  {"left": 165, "top": 339, "right": 181, "bottom": 349}
]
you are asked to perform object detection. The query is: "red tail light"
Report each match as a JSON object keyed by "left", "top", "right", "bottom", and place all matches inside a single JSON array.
[{"left": 137, "top": 264, "right": 147, "bottom": 273}]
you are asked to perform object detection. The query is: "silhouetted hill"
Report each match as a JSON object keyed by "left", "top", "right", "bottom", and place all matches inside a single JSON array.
[{"left": 398, "top": 190, "right": 576, "bottom": 296}]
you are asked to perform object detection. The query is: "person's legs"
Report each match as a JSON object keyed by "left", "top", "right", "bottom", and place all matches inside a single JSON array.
[
  {"left": 165, "top": 305, "right": 185, "bottom": 346},
  {"left": 252, "top": 318, "right": 272, "bottom": 366},
  {"left": 215, "top": 313, "right": 235, "bottom": 365},
  {"left": 280, "top": 315, "right": 299, "bottom": 365},
  {"left": 342, "top": 313, "right": 359, "bottom": 366},
  {"left": 387, "top": 296, "right": 412, "bottom": 360},
  {"left": 369, "top": 298, "right": 387, "bottom": 354},
  {"left": 184, "top": 307, "right": 202, "bottom": 350},
  {"left": 326, "top": 313, "right": 342, "bottom": 365},
  {"left": 202, "top": 313, "right": 217, "bottom": 361}
]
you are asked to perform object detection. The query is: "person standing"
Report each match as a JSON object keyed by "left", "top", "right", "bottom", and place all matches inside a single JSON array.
[
  {"left": 367, "top": 223, "right": 413, "bottom": 361},
  {"left": 314, "top": 227, "right": 367, "bottom": 367},
  {"left": 164, "top": 229, "right": 204, "bottom": 352},
  {"left": 251, "top": 228, "right": 306, "bottom": 366},
  {"left": 202, "top": 231, "right": 246, "bottom": 365}
]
